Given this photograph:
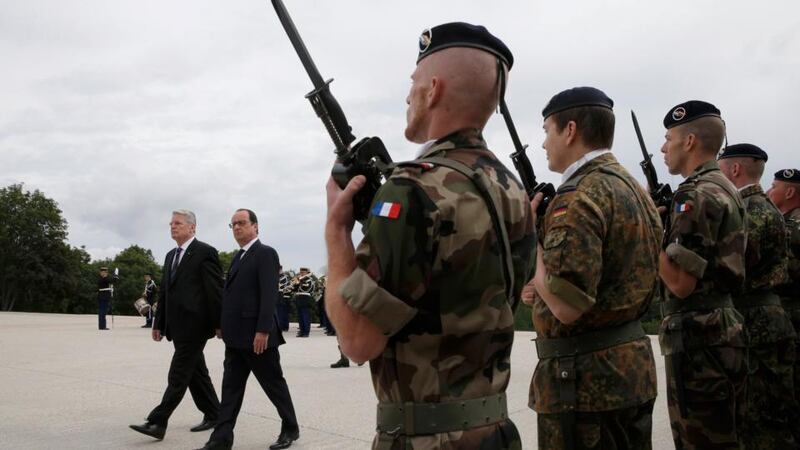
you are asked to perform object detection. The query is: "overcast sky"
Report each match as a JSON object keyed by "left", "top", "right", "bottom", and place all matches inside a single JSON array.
[{"left": 2, "top": 0, "right": 798, "bottom": 272}]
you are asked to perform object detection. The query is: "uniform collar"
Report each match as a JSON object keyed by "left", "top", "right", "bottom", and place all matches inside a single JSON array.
[
  {"left": 561, "top": 149, "right": 612, "bottom": 183},
  {"left": 786, "top": 207, "right": 800, "bottom": 221},
  {"left": 686, "top": 159, "right": 720, "bottom": 180},
  {"left": 417, "top": 128, "right": 488, "bottom": 159},
  {"left": 738, "top": 183, "right": 763, "bottom": 198}
]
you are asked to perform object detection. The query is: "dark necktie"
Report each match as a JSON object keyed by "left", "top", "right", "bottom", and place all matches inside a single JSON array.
[
  {"left": 171, "top": 247, "right": 182, "bottom": 279},
  {"left": 229, "top": 249, "right": 245, "bottom": 275}
]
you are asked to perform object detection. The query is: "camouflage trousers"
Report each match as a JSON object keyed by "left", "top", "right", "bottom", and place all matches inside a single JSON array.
[
  {"left": 740, "top": 339, "right": 797, "bottom": 450},
  {"left": 666, "top": 345, "right": 746, "bottom": 450},
  {"left": 536, "top": 399, "right": 655, "bottom": 450},
  {"left": 371, "top": 419, "right": 521, "bottom": 450},
  {"left": 787, "top": 306, "right": 800, "bottom": 442}
]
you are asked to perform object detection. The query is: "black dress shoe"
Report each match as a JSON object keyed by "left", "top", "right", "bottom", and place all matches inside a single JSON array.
[
  {"left": 195, "top": 439, "right": 232, "bottom": 450},
  {"left": 129, "top": 422, "right": 166, "bottom": 440},
  {"left": 269, "top": 428, "right": 300, "bottom": 450},
  {"left": 190, "top": 418, "right": 216, "bottom": 432}
]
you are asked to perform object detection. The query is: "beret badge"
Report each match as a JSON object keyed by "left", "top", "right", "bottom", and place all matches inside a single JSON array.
[
  {"left": 785, "top": 169, "right": 796, "bottom": 179},
  {"left": 672, "top": 107, "right": 686, "bottom": 121},
  {"left": 419, "top": 28, "right": 432, "bottom": 53}
]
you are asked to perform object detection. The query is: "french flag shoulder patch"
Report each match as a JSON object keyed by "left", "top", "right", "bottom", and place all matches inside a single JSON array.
[
  {"left": 675, "top": 202, "right": 692, "bottom": 213},
  {"left": 552, "top": 206, "right": 568, "bottom": 219},
  {"left": 372, "top": 201, "right": 402, "bottom": 219}
]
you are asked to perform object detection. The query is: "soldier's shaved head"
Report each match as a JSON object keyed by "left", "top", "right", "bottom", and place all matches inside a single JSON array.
[
  {"left": 405, "top": 47, "right": 504, "bottom": 143},
  {"left": 719, "top": 156, "right": 765, "bottom": 187}
]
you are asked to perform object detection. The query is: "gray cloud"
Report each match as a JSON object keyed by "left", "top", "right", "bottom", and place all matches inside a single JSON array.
[{"left": 2, "top": 0, "right": 798, "bottom": 271}]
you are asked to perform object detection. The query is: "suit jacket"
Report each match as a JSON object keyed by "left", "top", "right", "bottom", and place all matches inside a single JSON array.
[
  {"left": 154, "top": 239, "right": 223, "bottom": 342},
  {"left": 221, "top": 240, "right": 285, "bottom": 349}
]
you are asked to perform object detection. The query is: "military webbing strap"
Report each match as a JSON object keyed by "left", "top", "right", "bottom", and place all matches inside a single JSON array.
[
  {"left": 415, "top": 156, "right": 516, "bottom": 306},
  {"left": 375, "top": 393, "right": 508, "bottom": 436},
  {"left": 733, "top": 291, "right": 781, "bottom": 309},
  {"left": 534, "top": 320, "right": 646, "bottom": 359},
  {"left": 662, "top": 293, "right": 733, "bottom": 315}
]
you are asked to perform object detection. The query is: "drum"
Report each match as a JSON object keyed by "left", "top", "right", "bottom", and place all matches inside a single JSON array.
[{"left": 134, "top": 298, "right": 151, "bottom": 316}]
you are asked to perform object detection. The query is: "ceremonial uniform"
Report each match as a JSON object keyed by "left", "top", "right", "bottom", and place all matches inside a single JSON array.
[
  {"left": 659, "top": 103, "right": 747, "bottom": 449},
  {"left": 531, "top": 88, "right": 661, "bottom": 450},
  {"left": 97, "top": 272, "right": 113, "bottom": 330},
  {"left": 339, "top": 126, "right": 536, "bottom": 449},
  {"left": 292, "top": 271, "right": 314, "bottom": 337},
  {"left": 144, "top": 277, "right": 157, "bottom": 328},
  {"left": 277, "top": 272, "right": 292, "bottom": 332},
  {"left": 719, "top": 146, "right": 797, "bottom": 449}
]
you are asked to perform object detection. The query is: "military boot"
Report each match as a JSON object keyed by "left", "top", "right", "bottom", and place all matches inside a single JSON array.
[{"left": 330, "top": 357, "right": 350, "bottom": 368}]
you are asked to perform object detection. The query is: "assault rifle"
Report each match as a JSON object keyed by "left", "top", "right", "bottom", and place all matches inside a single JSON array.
[
  {"left": 631, "top": 110, "right": 672, "bottom": 208},
  {"left": 271, "top": 0, "right": 392, "bottom": 221},
  {"left": 500, "top": 99, "right": 555, "bottom": 216}
]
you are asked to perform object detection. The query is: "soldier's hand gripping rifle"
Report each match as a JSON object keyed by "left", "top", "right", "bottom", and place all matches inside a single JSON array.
[
  {"left": 271, "top": 0, "right": 392, "bottom": 222},
  {"left": 631, "top": 110, "right": 673, "bottom": 208},
  {"left": 499, "top": 99, "right": 555, "bottom": 216}
]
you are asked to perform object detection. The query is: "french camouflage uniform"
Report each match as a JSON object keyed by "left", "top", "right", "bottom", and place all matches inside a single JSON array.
[
  {"left": 777, "top": 206, "right": 800, "bottom": 428},
  {"left": 338, "top": 128, "right": 536, "bottom": 449},
  {"left": 659, "top": 160, "right": 748, "bottom": 449},
  {"left": 734, "top": 184, "right": 797, "bottom": 449},
  {"left": 531, "top": 152, "right": 661, "bottom": 450}
]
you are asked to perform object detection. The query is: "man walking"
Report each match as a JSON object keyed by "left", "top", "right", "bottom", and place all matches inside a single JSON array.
[
  {"left": 129, "top": 209, "right": 222, "bottom": 441},
  {"left": 197, "top": 209, "right": 299, "bottom": 450}
]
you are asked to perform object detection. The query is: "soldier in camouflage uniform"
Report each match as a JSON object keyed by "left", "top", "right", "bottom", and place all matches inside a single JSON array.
[
  {"left": 718, "top": 144, "right": 797, "bottom": 449},
  {"left": 768, "top": 168, "right": 800, "bottom": 435},
  {"left": 657, "top": 101, "right": 748, "bottom": 449},
  {"left": 324, "top": 23, "right": 536, "bottom": 449},
  {"left": 522, "top": 87, "right": 661, "bottom": 450}
]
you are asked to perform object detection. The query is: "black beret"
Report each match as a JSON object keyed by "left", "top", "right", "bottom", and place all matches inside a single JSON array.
[
  {"left": 100, "top": 267, "right": 108, "bottom": 271},
  {"left": 663, "top": 100, "right": 721, "bottom": 129},
  {"left": 774, "top": 169, "right": 800, "bottom": 183},
  {"left": 417, "top": 22, "right": 513, "bottom": 69},
  {"left": 541, "top": 86, "right": 614, "bottom": 119},
  {"left": 718, "top": 143, "right": 768, "bottom": 162}
]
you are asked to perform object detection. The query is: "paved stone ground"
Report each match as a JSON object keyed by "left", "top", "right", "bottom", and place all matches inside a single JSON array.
[{"left": 0, "top": 312, "right": 674, "bottom": 449}]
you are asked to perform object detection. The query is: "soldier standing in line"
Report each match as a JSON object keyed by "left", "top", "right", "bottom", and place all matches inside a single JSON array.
[
  {"left": 277, "top": 267, "right": 291, "bottom": 332},
  {"left": 292, "top": 267, "right": 314, "bottom": 337},
  {"left": 324, "top": 23, "right": 535, "bottom": 448},
  {"left": 768, "top": 168, "right": 800, "bottom": 435},
  {"left": 523, "top": 87, "right": 661, "bottom": 449},
  {"left": 97, "top": 267, "right": 115, "bottom": 330},
  {"left": 142, "top": 272, "right": 158, "bottom": 328},
  {"left": 658, "top": 101, "right": 748, "bottom": 449},
  {"left": 718, "top": 144, "right": 797, "bottom": 449}
]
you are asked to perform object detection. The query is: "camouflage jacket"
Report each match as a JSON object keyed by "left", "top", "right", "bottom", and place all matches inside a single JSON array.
[
  {"left": 735, "top": 185, "right": 794, "bottom": 345},
  {"left": 338, "top": 129, "right": 536, "bottom": 443},
  {"left": 530, "top": 153, "right": 661, "bottom": 413},
  {"left": 738, "top": 184, "right": 788, "bottom": 293},
  {"left": 659, "top": 160, "right": 747, "bottom": 353},
  {"left": 777, "top": 207, "right": 800, "bottom": 304}
]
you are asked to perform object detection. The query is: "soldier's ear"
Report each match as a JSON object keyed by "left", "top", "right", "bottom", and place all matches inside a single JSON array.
[
  {"left": 427, "top": 76, "right": 443, "bottom": 109},
  {"left": 787, "top": 186, "right": 797, "bottom": 200}
]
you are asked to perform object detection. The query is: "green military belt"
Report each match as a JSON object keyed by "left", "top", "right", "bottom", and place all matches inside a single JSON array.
[
  {"left": 376, "top": 393, "right": 508, "bottom": 436},
  {"left": 662, "top": 293, "right": 733, "bottom": 315},
  {"left": 534, "top": 320, "right": 646, "bottom": 359},
  {"left": 733, "top": 291, "right": 781, "bottom": 309}
]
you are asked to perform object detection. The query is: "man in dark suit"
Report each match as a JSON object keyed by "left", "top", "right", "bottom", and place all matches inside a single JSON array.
[
  {"left": 130, "top": 209, "right": 222, "bottom": 440},
  {"left": 197, "top": 208, "right": 299, "bottom": 450}
]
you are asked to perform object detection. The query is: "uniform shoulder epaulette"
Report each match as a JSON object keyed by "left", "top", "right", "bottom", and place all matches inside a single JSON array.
[
  {"left": 393, "top": 160, "right": 436, "bottom": 172},
  {"left": 556, "top": 185, "right": 577, "bottom": 195}
]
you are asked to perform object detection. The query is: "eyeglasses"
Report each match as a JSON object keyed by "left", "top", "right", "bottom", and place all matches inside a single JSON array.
[{"left": 229, "top": 220, "right": 251, "bottom": 229}]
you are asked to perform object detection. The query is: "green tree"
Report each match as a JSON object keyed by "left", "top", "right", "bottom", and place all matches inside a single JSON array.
[{"left": 0, "top": 184, "right": 74, "bottom": 311}]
